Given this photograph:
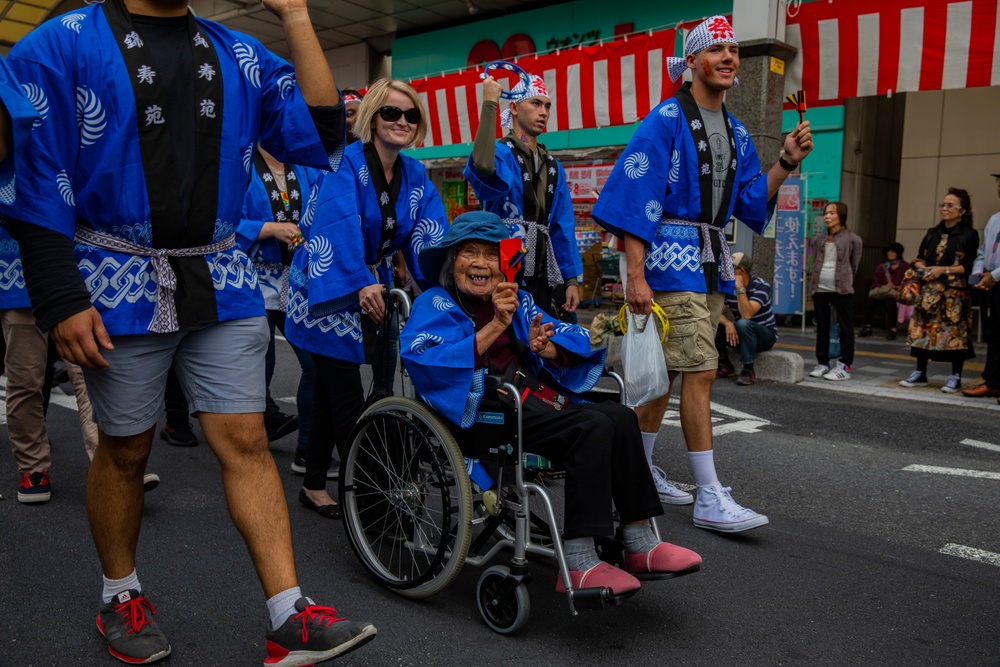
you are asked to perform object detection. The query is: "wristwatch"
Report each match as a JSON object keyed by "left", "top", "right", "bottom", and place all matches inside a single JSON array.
[{"left": 736, "top": 287, "right": 747, "bottom": 294}]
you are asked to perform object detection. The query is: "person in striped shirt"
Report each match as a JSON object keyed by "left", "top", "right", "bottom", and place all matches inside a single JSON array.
[{"left": 715, "top": 252, "right": 777, "bottom": 385}]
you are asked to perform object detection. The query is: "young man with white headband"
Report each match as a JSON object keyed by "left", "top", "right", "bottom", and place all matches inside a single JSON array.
[
  {"left": 593, "top": 15, "right": 813, "bottom": 532},
  {"left": 465, "top": 72, "right": 582, "bottom": 319}
]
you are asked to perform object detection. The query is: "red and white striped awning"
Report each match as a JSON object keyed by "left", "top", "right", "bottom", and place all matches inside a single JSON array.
[
  {"left": 785, "top": 0, "right": 1000, "bottom": 104},
  {"left": 408, "top": 27, "right": 684, "bottom": 148}
]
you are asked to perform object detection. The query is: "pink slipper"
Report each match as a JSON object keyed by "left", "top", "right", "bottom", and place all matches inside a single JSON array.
[
  {"left": 555, "top": 562, "right": 641, "bottom": 595},
  {"left": 624, "top": 541, "right": 702, "bottom": 577}
]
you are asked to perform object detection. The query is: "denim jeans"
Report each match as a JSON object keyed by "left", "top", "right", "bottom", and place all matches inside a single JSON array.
[{"left": 733, "top": 319, "right": 777, "bottom": 365}]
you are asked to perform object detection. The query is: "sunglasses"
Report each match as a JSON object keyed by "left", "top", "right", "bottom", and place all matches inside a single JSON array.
[{"left": 377, "top": 105, "right": 421, "bottom": 124}]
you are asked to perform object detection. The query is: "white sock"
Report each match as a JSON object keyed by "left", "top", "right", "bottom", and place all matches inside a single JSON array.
[
  {"left": 641, "top": 432, "right": 657, "bottom": 469},
  {"left": 688, "top": 450, "right": 720, "bottom": 488},
  {"left": 267, "top": 586, "right": 302, "bottom": 631},
  {"left": 102, "top": 570, "right": 141, "bottom": 604}
]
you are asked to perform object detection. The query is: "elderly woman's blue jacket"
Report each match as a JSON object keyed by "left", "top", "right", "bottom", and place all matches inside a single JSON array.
[{"left": 400, "top": 286, "right": 606, "bottom": 429}]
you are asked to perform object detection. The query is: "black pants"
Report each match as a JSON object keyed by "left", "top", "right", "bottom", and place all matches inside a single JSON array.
[
  {"left": 862, "top": 293, "right": 896, "bottom": 329},
  {"left": 980, "top": 284, "right": 1000, "bottom": 388},
  {"left": 303, "top": 354, "right": 365, "bottom": 491},
  {"left": 520, "top": 401, "right": 662, "bottom": 539},
  {"left": 813, "top": 292, "right": 856, "bottom": 367}
]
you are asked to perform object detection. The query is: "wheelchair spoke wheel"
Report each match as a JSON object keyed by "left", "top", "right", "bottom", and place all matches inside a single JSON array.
[
  {"left": 476, "top": 565, "right": 530, "bottom": 635},
  {"left": 341, "top": 397, "right": 473, "bottom": 599}
]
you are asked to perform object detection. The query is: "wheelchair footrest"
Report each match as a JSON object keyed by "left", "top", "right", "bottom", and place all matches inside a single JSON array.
[
  {"left": 570, "top": 586, "right": 638, "bottom": 611},
  {"left": 633, "top": 563, "right": 701, "bottom": 581}
]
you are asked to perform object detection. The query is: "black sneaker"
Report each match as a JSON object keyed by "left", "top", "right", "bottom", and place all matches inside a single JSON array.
[
  {"left": 159, "top": 423, "right": 197, "bottom": 447},
  {"left": 264, "top": 597, "right": 376, "bottom": 666},
  {"left": 736, "top": 369, "right": 756, "bottom": 386},
  {"left": 96, "top": 590, "right": 171, "bottom": 664},
  {"left": 266, "top": 412, "right": 299, "bottom": 442},
  {"left": 291, "top": 455, "right": 339, "bottom": 480}
]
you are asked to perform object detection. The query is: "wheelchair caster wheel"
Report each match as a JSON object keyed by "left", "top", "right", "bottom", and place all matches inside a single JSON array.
[{"left": 476, "top": 565, "right": 530, "bottom": 635}]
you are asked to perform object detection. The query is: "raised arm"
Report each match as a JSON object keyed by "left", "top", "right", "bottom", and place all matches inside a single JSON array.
[{"left": 264, "top": 0, "right": 339, "bottom": 107}]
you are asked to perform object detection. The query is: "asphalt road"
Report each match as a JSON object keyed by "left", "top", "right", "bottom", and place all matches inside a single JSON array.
[{"left": 1, "top": 342, "right": 998, "bottom": 667}]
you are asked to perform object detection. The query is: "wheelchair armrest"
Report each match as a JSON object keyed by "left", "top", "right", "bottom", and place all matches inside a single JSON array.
[
  {"left": 484, "top": 374, "right": 504, "bottom": 390},
  {"left": 603, "top": 370, "right": 626, "bottom": 405}
]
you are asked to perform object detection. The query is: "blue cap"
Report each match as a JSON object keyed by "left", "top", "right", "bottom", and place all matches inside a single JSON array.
[{"left": 417, "top": 211, "right": 510, "bottom": 286}]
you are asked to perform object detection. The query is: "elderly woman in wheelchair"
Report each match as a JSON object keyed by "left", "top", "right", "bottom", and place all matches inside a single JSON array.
[{"left": 399, "top": 212, "right": 702, "bottom": 597}]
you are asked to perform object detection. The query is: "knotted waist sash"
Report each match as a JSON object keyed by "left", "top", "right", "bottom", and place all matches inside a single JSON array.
[
  {"left": 516, "top": 218, "right": 563, "bottom": 288},
  {"left": 74, "top": 226, "right": 236, "bottom": 333},
  {"left": 663, "top": 218, "right": 734, "bottom": 288}
]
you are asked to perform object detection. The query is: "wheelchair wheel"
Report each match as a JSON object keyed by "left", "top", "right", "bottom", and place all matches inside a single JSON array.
[
  {"left": 340, "top": 397, "right": 473, "bottom": 600},
  {"left": 476, "top": 565, "right": 530, "bottom": 635}
]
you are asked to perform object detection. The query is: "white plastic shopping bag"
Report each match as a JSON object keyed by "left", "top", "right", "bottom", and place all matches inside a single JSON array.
[{"left": 620, "top": 311, "right": 669, "bottom": 407}]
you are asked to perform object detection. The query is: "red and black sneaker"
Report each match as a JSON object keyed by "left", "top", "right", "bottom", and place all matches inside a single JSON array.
[
  {"left": 264, "top": 597, "right": 376, "bottom": 667},
  {"left": 96, "top": 590, "right": 171, "bottom": 664},
  {"left": 17, "top": 470, "right": 51, "bottom": 504}
]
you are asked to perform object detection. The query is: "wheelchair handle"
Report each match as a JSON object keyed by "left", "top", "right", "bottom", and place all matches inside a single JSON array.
[{"left": 388, "top": 288, "right": 411, "bottom": 320}]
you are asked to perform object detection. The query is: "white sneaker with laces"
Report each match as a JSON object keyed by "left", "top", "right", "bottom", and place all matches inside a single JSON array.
[
  {"left": 941, "top": 374, "right": 962, "bottom": 393},
  {"left": 899, "top": 370, "right": 928, "bottom": 387},
  {"left": 693, "top": 484, "right": 769, "bottom": 532},
  {"left": 650, "top": 466, "right": 694, "bottom": 505},
  {"left": 823, "top": 361, "right": 851, "bottom": 381},
  {"left": 809, "top": 364, "right": 830, "bottom": 378}
]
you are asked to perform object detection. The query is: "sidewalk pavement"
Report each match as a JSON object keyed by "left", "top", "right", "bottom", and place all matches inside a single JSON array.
[
  {"left": 773, "top": 326, "right": 1000, "bottom": 412},
  {"left": 576, "top": 304, "right": 1000, "bottom": 412}
]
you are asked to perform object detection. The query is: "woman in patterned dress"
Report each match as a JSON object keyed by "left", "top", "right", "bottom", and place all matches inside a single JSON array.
[{"left": 899, "top": 188, "right": 980, "bottom": 393}]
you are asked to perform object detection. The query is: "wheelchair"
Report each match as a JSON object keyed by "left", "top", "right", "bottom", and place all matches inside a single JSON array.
[{"left": 338, "top": 291, "right": 676, "bottom": 635}]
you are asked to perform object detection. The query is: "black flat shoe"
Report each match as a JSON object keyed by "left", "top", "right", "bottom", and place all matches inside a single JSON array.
[
  {"left": 886, "top": 328, "right": 897, "bottom": 340},
  {"left": 298, "top": 488, "right": 341, "bottom": 520},
  {"left": 859, "top": 325, "right": 873, "bottom": 337}
]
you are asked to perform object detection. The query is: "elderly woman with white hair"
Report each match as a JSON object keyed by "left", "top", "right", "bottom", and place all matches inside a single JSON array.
[{"left": 401, "top": 211, "right": 703, "bottom": 596}]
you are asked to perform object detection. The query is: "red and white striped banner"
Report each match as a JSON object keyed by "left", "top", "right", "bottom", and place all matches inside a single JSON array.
[
  {"left": 786, "top": 0, "right": 1000, "bottom": 104},
  {"left": 408, "top": 28, "right": 682, "bottom": 148}
]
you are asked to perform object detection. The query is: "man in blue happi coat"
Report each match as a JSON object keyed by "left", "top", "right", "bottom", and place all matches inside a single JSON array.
[
  {"left": 1, "top": 0, "right": 377, "bottom": 663},
  {"left": 465, "top": 71, "right": 583, "bottom": 319},
  {"left": 593, "top": 16, "right": 813, "bottom": 534}
]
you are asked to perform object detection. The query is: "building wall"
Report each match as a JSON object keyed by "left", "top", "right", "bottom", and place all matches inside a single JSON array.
[
  {"left": 391, "top": 0, "right": 732, "bottom": 160},
  {"left": 897, "top": 87, "right": 1000, "bottom": 262}
]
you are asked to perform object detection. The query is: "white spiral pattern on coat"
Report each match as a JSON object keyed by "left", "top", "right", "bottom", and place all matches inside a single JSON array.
[
  {"left": 61, "top": 13, "right": 86, "bottom": 33},
  {"left": 277, "top": 74, "right": 295, "bottom": 100},
  {"left": 623, "top": 152, "right": 649, "bottom": 180},
  {"left": 243, "top": 144, "right": 254, "bottom": 175},
  {"left": 22, "top": 84, "right": 48, "bottom": 128},
  {"left": 432, "top": 295, "right": 454, "bottom": 311},
  {"left": 233, "top": 42, "right": 261, "bottom": 88},
  {"left": 410, "top": 218, "right": 445, "bottom": 255},
  {"left": 667, "top": 149, "right": 680, "bottom": 184},
  {"left": 409, "top": 332, "right": 443, "bottom": 355},
  {"left": 76, "top": 87, "right": 106, "bottom": 147},
  {"left": 645, "top": 200, "right": 663, "bottom": 223},
  {"left": 307, "top": 236, "right": 334, "bottom": 278},
  {"left": 659, "top": 102, "right": 679, "bottom": 118},
  {"left": 57, "top": 171, "right": 75, "bottom": 207},
  {"left": 409, "top": 186, "right": 424, "bottom": 220}
]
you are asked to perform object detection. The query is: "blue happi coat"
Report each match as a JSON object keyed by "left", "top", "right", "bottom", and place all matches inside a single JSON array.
[
  {"left": 592, "top": 97, "right": 774, "bottom": 295},
  {"left": 286, "top": 141, "right": 448, "bottom": 363},
  {"left": 236, "top": 162, "right": 324, "bottom": 311},
  {"left": 0, "top": 56, "right": 42, "bottom": 309},
  {"left": 463, "top": 139, "right": 582, "bottom": 282},
  {"left": 401, "top": 287, "right": 605, "bottom": 429},
  {"left": 1, "top": 6, "right": 339, "bottom": 334}
]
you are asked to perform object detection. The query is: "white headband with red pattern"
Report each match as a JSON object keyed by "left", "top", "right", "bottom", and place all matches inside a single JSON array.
[{"left": 666, "top": 16, "right": 740, "bottom": 84}]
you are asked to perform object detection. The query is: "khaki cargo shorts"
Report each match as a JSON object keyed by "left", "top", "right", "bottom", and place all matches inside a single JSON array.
[{"left": 653, "top": 291, "right": 725, "bottom": 373}]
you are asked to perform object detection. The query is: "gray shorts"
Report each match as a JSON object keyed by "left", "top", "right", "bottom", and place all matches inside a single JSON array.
[{"left": 83, "top": 317, "right": 268, "bottom": 437}]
